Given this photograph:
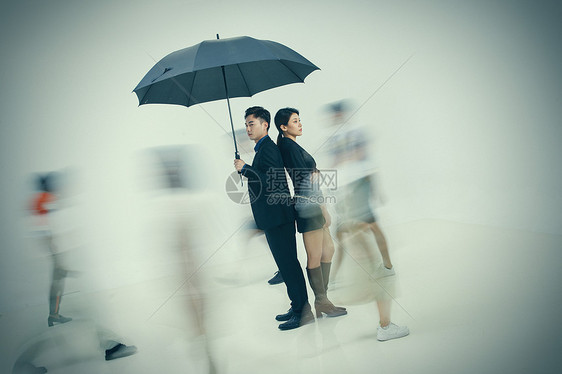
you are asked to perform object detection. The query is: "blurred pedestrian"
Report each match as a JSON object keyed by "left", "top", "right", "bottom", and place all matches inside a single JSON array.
[
  {"left": 151, "top": 144, "right": 219, "bottom": 372},
  {"left": 324, "top": 101, "right": 408, "bottom": 341},
  {"left": 15, "top": 170, "right": 137, "bottom": 373},
  {"left": 325, "top": 100, "right": 394, "bottom": 280},
  {"left": 30, "top": 172, "right": 72, "bottom": 327}
]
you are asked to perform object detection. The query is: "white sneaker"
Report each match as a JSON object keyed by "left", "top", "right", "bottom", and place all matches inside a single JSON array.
[
  {"left": 374, "top": 264, "right": 395, "bottom": 279},
  {"left": 377, "top": 322, "right": 409, "bottom": 341}
]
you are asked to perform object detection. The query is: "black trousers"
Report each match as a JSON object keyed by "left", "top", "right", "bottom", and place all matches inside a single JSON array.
[{"left": 264, "top": 221, "right": 308, "bottom": 314}]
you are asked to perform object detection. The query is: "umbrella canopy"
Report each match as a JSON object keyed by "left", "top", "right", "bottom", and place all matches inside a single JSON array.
[{"left": 133, "top": 36, "right": 319, "bottom": 107}]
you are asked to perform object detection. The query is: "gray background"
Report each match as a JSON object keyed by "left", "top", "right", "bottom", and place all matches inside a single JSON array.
[{"left": 1, "top": 2, "right": 561, "bottom": 371}]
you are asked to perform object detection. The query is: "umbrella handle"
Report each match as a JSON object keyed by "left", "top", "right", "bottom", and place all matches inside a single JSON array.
[
  {"left": 235, "top": 151, "right": 241, "bottom": 173},
  {"left": 235, "top": 151, "right": 243, "bottom": 186}
]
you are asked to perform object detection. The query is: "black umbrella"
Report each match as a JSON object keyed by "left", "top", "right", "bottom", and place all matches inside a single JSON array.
[{"left": 133, "top": 35, "right": 319, "bottom": 159}]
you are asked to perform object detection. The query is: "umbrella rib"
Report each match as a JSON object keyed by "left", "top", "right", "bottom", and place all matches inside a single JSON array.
[
  {"left": 136, "top": 71, "right": 159, "bottom": 104},
  {"left": 161, "top": 70, "right": 198, "bottom": 107},
  {"left": 167, "top": 70, "right": 253, "bottom": 155},
  {"left": 234, "top": 64, "right": 252, "bottom": 96},
  {"left": 279, "top": 60, "right": 306, "bottom": 83},
  {"left": 185, "top": 72, "right": 197, "bottom": 107},
  {"left": 138, "top": 84, "right": 153, "bottom": 105}
]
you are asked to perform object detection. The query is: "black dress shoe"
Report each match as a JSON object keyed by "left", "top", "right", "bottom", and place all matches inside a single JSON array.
[
  {"left": 105, "top": 343, "right": 138, "bottom": 361},
  {"left": 275, "top": 308, "right": 294, "bottom": 321},
  {"left": 12, "top": 363, "right": 47, "bottom": 373},
  {"left": 278, "top": 306, "right": 315, "bottom": 330},
  {"left": 47, "top": 314, "right": 72, "bottom": 327},
  {"left": 268, "top": 271, "right": 284, "bottom": 285}
]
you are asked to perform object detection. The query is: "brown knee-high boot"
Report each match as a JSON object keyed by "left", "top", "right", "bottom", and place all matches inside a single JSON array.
[
  {"left": 321, "top": 262, "right": 331, "bottom": 292},
  {"left": 321, "top": 262, "right": 346, "bottom": 311},
  {"left": 307, "top": 266, "right": 347, "bottom": 318}
]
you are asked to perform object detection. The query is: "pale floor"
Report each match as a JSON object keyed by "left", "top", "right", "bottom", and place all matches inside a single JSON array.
[{"left": 1, "top": 219, "right": 561, "bottom": 374}]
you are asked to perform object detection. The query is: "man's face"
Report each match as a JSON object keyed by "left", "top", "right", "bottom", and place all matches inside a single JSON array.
[{"left": 245, "top": 114, "right": 268, "bottom": 142}]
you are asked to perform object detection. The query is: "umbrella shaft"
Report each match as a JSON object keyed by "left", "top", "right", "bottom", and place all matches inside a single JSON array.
[{"left": 221, "top": 65, "right": 239, "bottom": 159}]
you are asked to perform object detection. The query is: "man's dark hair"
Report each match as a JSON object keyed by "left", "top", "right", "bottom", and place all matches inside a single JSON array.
[{"left": 245, "top": 106, "right": 270, "bottom": 131}]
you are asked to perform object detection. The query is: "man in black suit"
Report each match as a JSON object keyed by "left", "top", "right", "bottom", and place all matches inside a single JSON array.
[{"left": 234, "top": 106, "right": 314, "bottom": 330}]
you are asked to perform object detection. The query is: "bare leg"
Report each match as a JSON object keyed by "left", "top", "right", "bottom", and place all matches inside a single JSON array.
[
  {"left": 47, "top": 251, "right": 72, "bottom": 326},
  {"left": 302, "top": 229, "right": 324, "bottom": 269},
  {"left": 331, "top": 229, "right": 346, "bottom": 280},
  {"left": 47, "top": 237, "right": 65, "bottom": 317},
  {"left": 353, "top": 225, "right": 379, "bottom": 271},
  {"left": 179, "top": 224, "right": 206, "bottom": 337},
  {"left": 376, "top": 298, "right": 391, "bottom": 327},
  {"left": 178, "top": 237, "right": 217, "bottom": 373},
  {"left": 336, "top": 182, "right": 407, "bottom": 339},
  {"left": 304, "top": 229, "right": 347, "bottom": 317},
  {"left": 320, "top": 228, "right": 335, "bottom": 263},
  {"left": 369, "top": 222, "right": 392, "bottom": 269},
  {"left": 375, "top": 296, "right": 409, "bottom": 341}
]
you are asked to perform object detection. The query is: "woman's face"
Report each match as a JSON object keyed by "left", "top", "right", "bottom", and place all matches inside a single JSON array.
[{"left": 282, "top": 113, "right": 303, "bottom": 138}]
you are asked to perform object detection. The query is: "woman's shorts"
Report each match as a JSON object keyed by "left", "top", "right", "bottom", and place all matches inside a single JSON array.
[{"left": 296, "top": 212, "right": 326, "bottom": 233}]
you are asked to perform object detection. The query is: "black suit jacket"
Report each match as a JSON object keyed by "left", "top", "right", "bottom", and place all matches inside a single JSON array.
[{"left": 241, "top": 136, "right": 295, "bottom": 230}]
